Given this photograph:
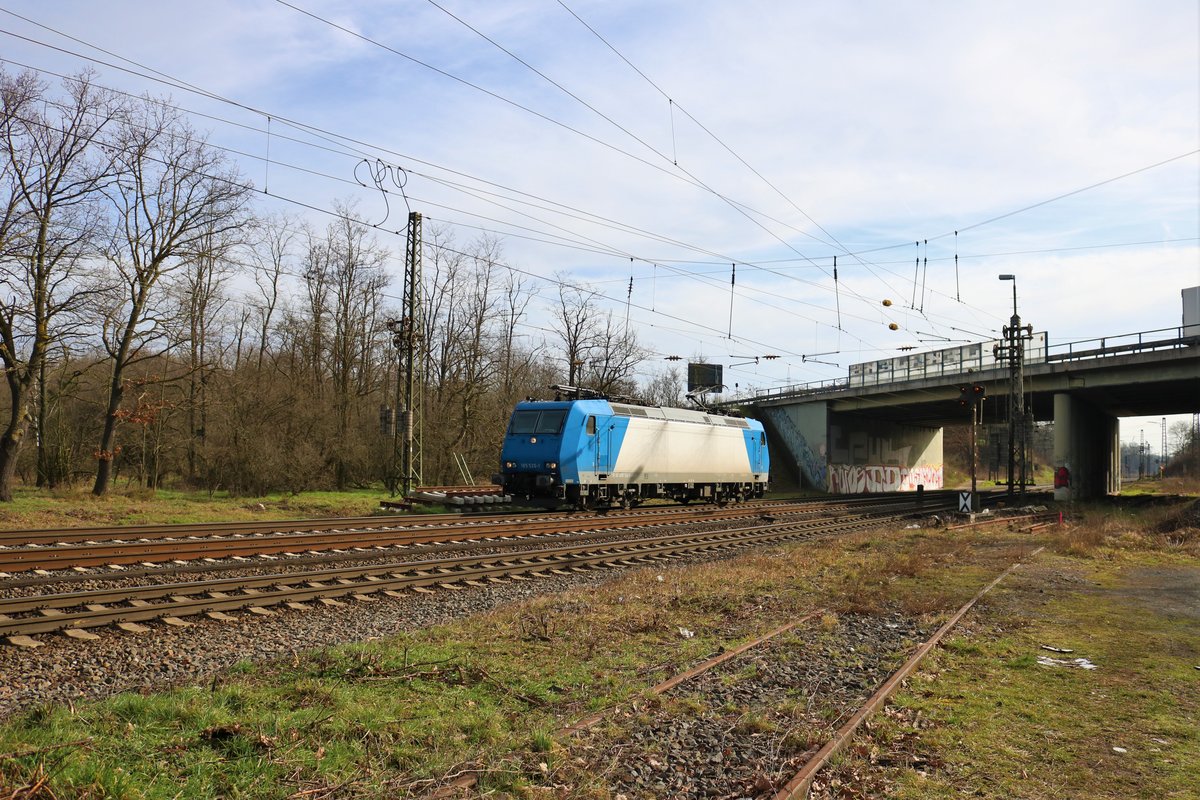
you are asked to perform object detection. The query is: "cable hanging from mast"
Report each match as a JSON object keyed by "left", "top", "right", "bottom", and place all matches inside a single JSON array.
[
  {"left": 834, "top": 255, "right": 842, "bottom": 330},
  {"left": 727, "top": 263, "right": 736, "bottom": 338},
  {"left": 954, "top": 231, "right": 960, "bottom": 301},
  {"left": 920, "top": 239, "right": 928, "bottom": 313}
]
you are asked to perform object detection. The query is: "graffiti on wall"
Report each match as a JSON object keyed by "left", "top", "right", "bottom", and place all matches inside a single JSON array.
[
  {"left": 796, "top": 437, "right": 828, "bottom": 490},
  {"left": 828, "top": 463, "right": 943, "bottom": 494},
  {"left": 761, "top": 406, "right": 828, "bottom": 489}
]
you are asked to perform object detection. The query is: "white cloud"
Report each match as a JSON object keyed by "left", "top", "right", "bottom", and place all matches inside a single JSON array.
[{"left": 0, "top": 0, "right": 1195, "bottom": 391}]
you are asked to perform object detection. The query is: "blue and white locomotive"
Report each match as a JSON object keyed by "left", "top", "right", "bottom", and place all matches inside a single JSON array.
[{"left": 497, "top": 391, "right": 769, "bottom": 509}]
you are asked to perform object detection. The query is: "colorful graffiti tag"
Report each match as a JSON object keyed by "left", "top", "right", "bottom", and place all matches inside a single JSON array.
[{"left": 827, "top": 463, "right": 943, "bottom": 494}]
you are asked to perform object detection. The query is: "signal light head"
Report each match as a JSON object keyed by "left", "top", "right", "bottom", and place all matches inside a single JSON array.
[{"left": 958, "top": 384, "right": 986, "bottom": 407}]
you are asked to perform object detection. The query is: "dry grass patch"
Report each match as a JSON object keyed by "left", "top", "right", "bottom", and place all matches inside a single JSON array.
[
  {"left": 1053, "top": 500, "right": 1200, "bottom": 558},
  {"left": 814, "top": 508, "right": 1200, "bottom": 800},
  {"left": 0, "top": 523, "right": 1045, "bottom": 798}
]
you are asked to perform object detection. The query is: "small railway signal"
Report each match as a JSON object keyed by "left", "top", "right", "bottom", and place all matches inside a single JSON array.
[{"left": 958, "top": 384, "right": 985, "bottom": 407}]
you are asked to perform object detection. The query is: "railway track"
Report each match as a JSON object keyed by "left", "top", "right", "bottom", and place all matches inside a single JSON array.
[
  {"left": 0, "top": 494, "right": 955, "bottom": 573},
  {"left": 0, "top": 499, "right": 826, "bottom": 547},
  {"left": 1, "top": 499, "right": 954, "bottom": 645}
]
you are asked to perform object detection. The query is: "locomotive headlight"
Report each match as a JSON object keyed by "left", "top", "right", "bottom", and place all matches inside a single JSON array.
[
  {"left": 504, "top": 461, "right": 516, "bottom": 469},
  {"left": 530, "top": 437, "right": 537, "bottom": 444},
  {"left": 545, "top": 461, "right": 557, "bottom": 470}
]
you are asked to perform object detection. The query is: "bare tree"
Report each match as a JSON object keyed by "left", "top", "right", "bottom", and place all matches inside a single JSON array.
[
  {"left": 0, "top": 69, "right": 121, "bottom": 500},
  {"left": 247, "top": 212, "right": 296, "bottom": 369},
  {"left": 176, "top": 226, "right": 237, "bottom": 483},
  {"left": 442, "top": 235, "right": 502, "bottom": 471},
  {"left": 324, "top": 202, "right": 389, "bottom": 489},
  {"left": 498, "top": 269, "right": 536, "bottom": 397},
  {"left": 551, "top": 276, "right": 600, "bottom": 387},
  {"left": 422, "top": 224, "right": 468, "bottom": 397},
  {"left": 580, "top": 311, "right": 646, "bottom": 395},
  {"left": 91, "top": 97, "right": 252, "bottom": 495},
  {"left": 550, "top": 276, "right": 645, "bottom": 394},
  {"left": 642, "top": 366, "right": 685, "bottom": 407},
  {"left": 299, "top": 222, "right": 332, "bottom": 394}
]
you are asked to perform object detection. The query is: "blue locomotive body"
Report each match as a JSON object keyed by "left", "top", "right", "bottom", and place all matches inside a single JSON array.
[{"left": 497, "top": 398, "right": 769, "bottom": 508}]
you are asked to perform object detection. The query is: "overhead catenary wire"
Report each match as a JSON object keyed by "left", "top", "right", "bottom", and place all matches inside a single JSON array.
[
  {"left": 0, "top": 19, "right": 1185, "bottom": 352},
  {"left": 0, "top": 39, "right": 914, "bottom": 341},
  {"left": 5, "top": 99, "right": 822, "bottom": 363},
  {"left": 2, "top": 61, "right": 1161, "bottom": 359},
  {"left": 280, "top": 0, "right": 903, "bottom": 317},
  {"left": 0, "top": 101, "right": 1089, "bottom": 364},
  {"left": 14, "top": 97, "right": 902, "bottom": 359},
  {"left": 2, "top": 8, "right": 1192, "bottom": 383},
  {"left": 0, "top": 55, "right": 884, "bottom": 336},
  {"left": 554, "top": 0, "right": 909, "bottom": 297}
]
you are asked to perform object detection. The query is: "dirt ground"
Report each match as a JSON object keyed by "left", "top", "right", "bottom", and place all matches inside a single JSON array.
[{"left": 1116, "top": 565, "right": 1200, "bottom": 622}]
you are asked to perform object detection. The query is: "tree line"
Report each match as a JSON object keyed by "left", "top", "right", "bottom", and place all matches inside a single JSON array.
[{"left": 0, "top": 69, "right": 683, "bottom": 500}]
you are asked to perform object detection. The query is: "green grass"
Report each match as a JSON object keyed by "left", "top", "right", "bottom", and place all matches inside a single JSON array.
[
  {"left": 0, "top": 486, "right": 393, "bottom": 530},
  {"left": 879, "top": 572, "right": 1199, "bottom": 799},
  {"left": 2, "top": 553, "right": 842, "bottom": 797},
  {"left": 818, "top": 509, "right": 1200, "bottom": 799},
  {"left": 1, "top": 504, "right": 1196, "bottom": 798}
]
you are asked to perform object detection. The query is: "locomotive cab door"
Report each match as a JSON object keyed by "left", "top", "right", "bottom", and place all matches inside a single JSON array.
[
  {"left": 591, "top": 415, "right": 611, "bottom": 476},
  {"left": 751, "top": 431, "right": 765, "bottom": 473}
]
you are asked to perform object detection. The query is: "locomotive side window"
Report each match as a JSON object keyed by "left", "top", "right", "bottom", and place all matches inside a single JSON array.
[
  {"left": 586, "top": 416, "right": 596, "bottom": 435},
  {"left": 510, "top": 411, "right": 539, "bottom": 434},
  {"left": 535, "top": 410, "right": 567, "bottom": 434}
]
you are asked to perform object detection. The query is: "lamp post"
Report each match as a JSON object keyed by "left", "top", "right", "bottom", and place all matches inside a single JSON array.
[{"left": 998, "top": 274, "right": 1031, "bottom": 498}]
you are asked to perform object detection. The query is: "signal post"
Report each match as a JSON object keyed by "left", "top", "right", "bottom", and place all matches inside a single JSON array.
[{"left": 959, "top": 383, "right": 985, "bottom": 513}]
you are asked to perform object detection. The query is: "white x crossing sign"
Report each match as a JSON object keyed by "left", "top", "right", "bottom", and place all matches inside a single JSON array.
[{"left": 958, "top": 492, "right": 972, "bottom": 513}]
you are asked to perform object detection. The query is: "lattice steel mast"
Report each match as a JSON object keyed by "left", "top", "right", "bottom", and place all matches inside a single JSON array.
[{"left": 390, "top": 212, "right": 424, "bottom": 497}]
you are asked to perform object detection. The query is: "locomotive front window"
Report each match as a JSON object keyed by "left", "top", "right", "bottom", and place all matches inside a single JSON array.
[
  {"left": 510, "top": 411, "right": 539, "bottom": 434},
  {"left": 586, "top": 416, "right": 596, "bottom": 435},
  {"left": 535, "top": 410, "right": 566, "bottom": 434}
]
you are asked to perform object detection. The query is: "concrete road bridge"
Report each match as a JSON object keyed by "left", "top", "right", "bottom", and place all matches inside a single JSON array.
[{"left": 745, "top": 326, "right": 1200, "bottom": 500}]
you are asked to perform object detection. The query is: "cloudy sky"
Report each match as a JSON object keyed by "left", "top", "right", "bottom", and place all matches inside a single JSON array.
[{"left": 2, "top": 1, "right": 1197, "bottom": 443}]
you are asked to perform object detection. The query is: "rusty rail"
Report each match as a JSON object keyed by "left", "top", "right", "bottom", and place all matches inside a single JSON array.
[{"left": 771, "top": 546, "right": 1045, "bottom": 799}]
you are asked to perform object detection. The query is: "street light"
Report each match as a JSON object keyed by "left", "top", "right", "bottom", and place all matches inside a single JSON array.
[{"left": 998, "top": 274, "right": 1016, "bottom": 317}]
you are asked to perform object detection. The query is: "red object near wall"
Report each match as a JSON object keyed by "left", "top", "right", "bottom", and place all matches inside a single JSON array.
[{"left": 1054, "top": 466, "right": 1071, "bottom": 489}]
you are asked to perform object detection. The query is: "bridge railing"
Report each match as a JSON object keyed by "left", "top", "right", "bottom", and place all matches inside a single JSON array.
[
  {"left": 750, "top": 375, "right": 851, "bottom": 401},
  {"left": 1047, "top": 325, "right": 1198, "bottom": 362},
  {"left": 749, "top": 325, "right": 1197, "bottom": 402}
]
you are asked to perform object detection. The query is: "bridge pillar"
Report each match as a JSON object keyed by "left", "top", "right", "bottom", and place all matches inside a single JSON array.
[
  {"left": 1053, "top": 393, "right": 1120, "bottom": 500},
  {"left": 827, "top": 413, "right": 943, "bottom": 494},
  {"left": 758, "top": 403, "right": 830, "bottom": 490}
]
